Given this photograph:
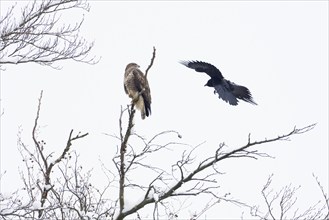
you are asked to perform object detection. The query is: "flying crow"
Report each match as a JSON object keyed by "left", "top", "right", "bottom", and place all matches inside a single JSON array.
[{"left": 180, "top": 60, "right": 257, "bottom": 105}]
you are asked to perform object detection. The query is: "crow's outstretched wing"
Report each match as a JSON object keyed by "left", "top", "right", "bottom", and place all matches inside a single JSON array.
[
  {"left": 180, "top": 60, "right": 223, "bottom": 79},
  {"left": 214, "top": 80, "right": 257, "bottom": 105}
]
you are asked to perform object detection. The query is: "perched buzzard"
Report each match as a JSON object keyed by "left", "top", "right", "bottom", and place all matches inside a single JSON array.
[
  {"left": 124, "top": 63, "right": 152, "bottom": 119},
  {"left": 180, "top": 60, "right": 257, "bottom": 106}
]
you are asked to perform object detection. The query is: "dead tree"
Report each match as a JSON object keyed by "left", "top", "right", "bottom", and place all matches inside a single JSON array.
[{"left": 0, "top": 0, "right": 97, "bottom": 69}]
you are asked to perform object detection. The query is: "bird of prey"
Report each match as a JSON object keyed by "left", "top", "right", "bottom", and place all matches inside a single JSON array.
[
  {"left": 180, "top": 60, "right": 257, "bottom": 106},
  {"left": 124, "top": 63, "right": 152, "bottom": 119}
]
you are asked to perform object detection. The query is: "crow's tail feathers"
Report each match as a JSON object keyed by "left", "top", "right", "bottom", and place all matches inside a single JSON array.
[{"left": 233, "top": 84, "right": 257, "bottom": 105}]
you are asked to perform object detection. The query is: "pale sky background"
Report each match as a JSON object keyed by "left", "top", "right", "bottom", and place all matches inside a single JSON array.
[{"left": 1, "top": 1, "right": 328, "bottom": 219}]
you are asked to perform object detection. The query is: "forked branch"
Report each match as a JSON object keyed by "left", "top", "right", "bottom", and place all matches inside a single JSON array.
[{"left": 31, "top": 90, "right": 88, "bottom": 217}]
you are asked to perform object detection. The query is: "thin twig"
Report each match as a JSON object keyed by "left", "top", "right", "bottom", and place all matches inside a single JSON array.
[{"left": 145, "top": 46, "right": 156, "bottom": 78}]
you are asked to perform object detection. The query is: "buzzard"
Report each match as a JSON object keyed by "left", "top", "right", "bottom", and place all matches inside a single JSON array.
[
  {"left": 180, "top": 60, "right": 257, "bottom": 105},
  {"left": 124, "top": 63, "right": 152, "bottom": 119}
]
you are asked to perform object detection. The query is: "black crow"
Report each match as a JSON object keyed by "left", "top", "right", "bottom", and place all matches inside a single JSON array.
[{"left": 180, "top": 60, "right": 257, "bottom": 105}]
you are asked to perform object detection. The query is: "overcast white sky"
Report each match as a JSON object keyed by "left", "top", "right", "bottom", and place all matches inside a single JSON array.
[{"left": 1, "top": 1, "right": 328, "bottom": 219}]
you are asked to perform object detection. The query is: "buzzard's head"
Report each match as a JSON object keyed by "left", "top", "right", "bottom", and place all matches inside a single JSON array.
[{"left": 125, "top": 63, "right": 140, "bottom": 71}]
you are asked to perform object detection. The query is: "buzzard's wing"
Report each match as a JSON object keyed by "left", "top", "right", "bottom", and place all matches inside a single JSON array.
[
  {"left": 180, "top": 60, "right": 224, "bottom": 79},
  {"left": 132, "top": 68, "right": 152, "bottom": 117},
  {"left": 131, "top": 68, "right": 147, "bottom": 92},
  {"left": 214, "top": 80, "right": 257, "bottom": 105}
]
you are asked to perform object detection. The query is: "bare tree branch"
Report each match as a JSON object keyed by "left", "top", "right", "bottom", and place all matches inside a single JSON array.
[
  {"left": 145, "top": 46, "right": 156, "bottom": 78},
  {"left": 313, "top": 173, "right": 329, "bottom": 220},
  {"left": 31, "top": 91, "right": 88, "bottom": 218},
  {"left": 250, "top": 174, "right": 328, "bottom": 220},
  {"left": 0, "top": 0, "right": 98, "bottom": 70},
  {"left": 112, "top": 100, "right": 317, "bottom": 220}
]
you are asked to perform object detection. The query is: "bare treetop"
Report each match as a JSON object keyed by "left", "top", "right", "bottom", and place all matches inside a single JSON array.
[{"left": 0, "top": 0, "right": 98, "bottom": 69}]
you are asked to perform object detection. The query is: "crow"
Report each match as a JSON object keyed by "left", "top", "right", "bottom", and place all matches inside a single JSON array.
[{"left": 180, "top": 60, "right": 257, "bottom": 105}]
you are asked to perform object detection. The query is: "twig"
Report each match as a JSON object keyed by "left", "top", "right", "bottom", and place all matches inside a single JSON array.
[{"left": 145, "top": 46, "right": 156, "bottom": 78}]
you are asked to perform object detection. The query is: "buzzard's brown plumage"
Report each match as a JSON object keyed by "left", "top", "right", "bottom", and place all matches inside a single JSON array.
[{"left": 124, "top": 63, "right": 152, "bottom": 119}]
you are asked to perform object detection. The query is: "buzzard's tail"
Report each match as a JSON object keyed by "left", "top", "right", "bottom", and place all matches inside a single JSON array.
[
  {"left": 233, "top": 84, "right": 257, "bottom": 105},
  {"left": 135, "top": 95, "right": 151, "bottom": 120},
  {"left": 143, "top": 94, "right": 151, "bottom": 118}
]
